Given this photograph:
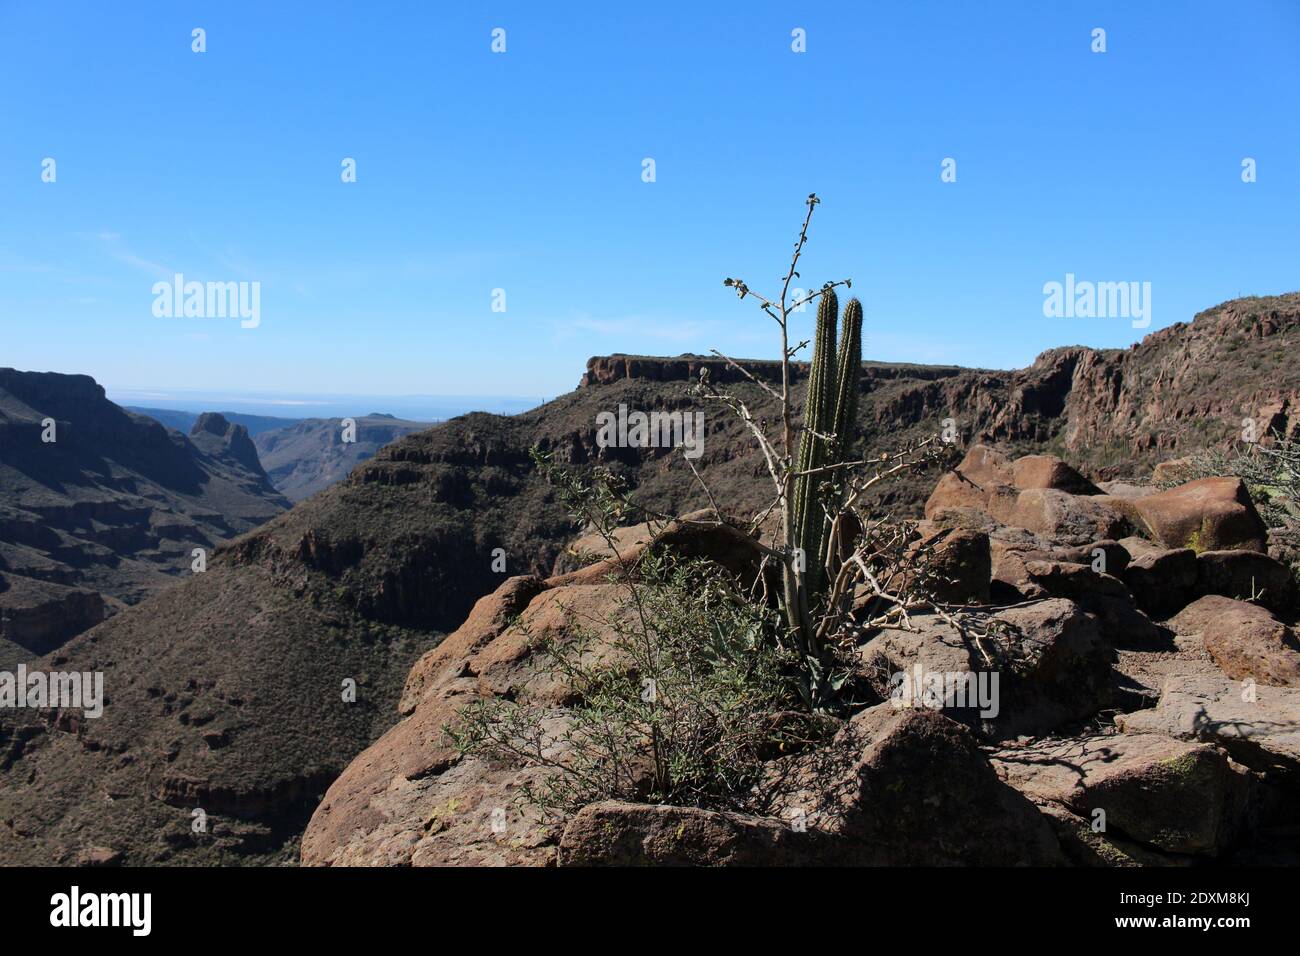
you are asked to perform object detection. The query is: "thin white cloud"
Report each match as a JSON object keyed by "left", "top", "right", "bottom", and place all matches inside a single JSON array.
[
  {"left": 562, "top": 314, "right": 712, "bottom": 343},
  {"left": 80, "top": 231, "right": 174, "bottom": 279}
]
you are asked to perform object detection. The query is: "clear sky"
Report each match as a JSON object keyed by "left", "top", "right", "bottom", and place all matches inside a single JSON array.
[{"left": 2, "top": 1, "right": 1297, "bottom": 401}]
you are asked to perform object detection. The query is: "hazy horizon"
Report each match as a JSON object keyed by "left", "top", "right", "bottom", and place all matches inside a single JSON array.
[{"left": 111, "top": 386, "right": 547, "bottom": 421}]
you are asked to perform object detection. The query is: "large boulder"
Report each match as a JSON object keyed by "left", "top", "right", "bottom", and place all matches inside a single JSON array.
[
  {"left": 398, "top": 574, "right": 547, "bottom": 716},
  {"left": 1169, "top": 595, "right": 1300, "bottom": 687},
  {"left": 1131, "top": 477, "right": 1268, "bottom": 553},
  {"left": 990, "top": 599, "right": 1114, "bottom": 736},
  {"left": 1011, "top": 455, "right": 1102, "bottom": 495},
  {"left": 1053, "top": 539, "right": 1131, "bottom": 575},
  {"left": 1195, "top": 549, "right": 1296, "bottom": 614},
  {"left": 304, "top": 518, "right": 770, "bottom": 867},
  {"left": 924, "top": 446, "right": 1018, "bottom": 522},
  {"left": 1056, "top": 740, "right": 1253, "bottom": 857},
  {"left": 909, "top": 527, "right": 991, "bottom": 605},
  {"left": 925, "top": 447, "right": 1124, "bottom": 547},
  {"left": 991, "top": 732, "right": 1256, "bottom": 857},
  {"left": 997, "top": 489, "right": 1130, "bottom": 547},
  {"left": 558, "top": 801, "right": 835, "bottom": 866},
  {"left": 1096, "top": 480, "right": 1157, "bottom": 501},
  {"left": 551, "top": 524, "right": 654, "bottom": 575},
  {"left": 1121, "top": 548, "right": 1198, "bottom": 618},
  {"left": 861, "top": 597, "right": 1115, "bottom": 737},
  {"left": 1022, "top": 560, "right": 1132, "bottom": 603},
  {"left": 471, "top": 583, "right": 629, "bottom": 703},
  {"left": 772, "top": 705, "right": 1063, "bottom": 865},
  {"left": 1118, "top": 535, "right": 1161, "bottom": 559},
  {"left": 1015, "top": 559, "right": 1168, "bottom": 650},
  {"left": 989, "top": 527, "right": 1055, "bottom": 587},
  {"left": 1115, "top": 675, "right": 1300, "bottom": 787},
  {"left": 859, "top": 614, "right": 985, "bottom": 727}
]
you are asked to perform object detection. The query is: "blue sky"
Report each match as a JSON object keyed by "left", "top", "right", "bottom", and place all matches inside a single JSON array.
[{"left": 2, "top": 1, "right": 1297, "bottom": 404}]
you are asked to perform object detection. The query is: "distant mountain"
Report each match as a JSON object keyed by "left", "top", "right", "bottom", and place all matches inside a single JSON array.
[
  {"left": 126, "top": 407, "right": 303, "bottom": 438},
  {"left": 252, "top": 414, "right": 429, "bottom": 502},
  {"left": 129, "top": 408, "right": 429, "bottom": 503},
  {"left": 0, "top": 370, "right": 289, "bottom": 665}
]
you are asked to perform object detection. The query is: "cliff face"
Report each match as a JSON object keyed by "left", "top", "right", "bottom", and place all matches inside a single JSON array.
[
  {"left": 189, "top": 412, "right": 267, "bottom": 477},
  {"left": 1057, "top": 296, "right": 1300, "bottom": 469},
  {"left": 579, "top": 292, "right": 1300, "bottom": 477}
]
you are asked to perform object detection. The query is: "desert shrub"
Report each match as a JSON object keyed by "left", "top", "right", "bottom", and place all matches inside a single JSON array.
[{"left": 447, "top": 547, "right": 824, "bottom": 818}]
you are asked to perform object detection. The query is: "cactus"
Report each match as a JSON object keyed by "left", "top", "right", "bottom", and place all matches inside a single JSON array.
[
  {"left": 790, "top": 294, "right": 863, "bottom": 617},
  {"left": 831, "top": 297, "right": 863, "bottom": 464}
]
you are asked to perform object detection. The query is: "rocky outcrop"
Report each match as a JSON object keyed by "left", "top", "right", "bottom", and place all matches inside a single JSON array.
[
  {"left": 0, "top": 578, "right": 106, "bottom": 657},
  {"left": 909, "top": 527, "right": 991, "bottom": 605},
  {"left": 925, "top": 447, "right": 1131, "bottom": 546},
  {"left": 302, "top": 517, "right": 757, "bottom": 867},
  {"left": 12, "top": 292, "right": 1300, "bottom": 869},
  {"left": 1122, "top": 548, "right": 1199, "bottom": 617},
  {"left": 189, "top": 413, "right": 266, "bottom": 477},
  {"left": 1195, "top": 549, "right": 1296, "bottom": 613},
  {"left": 766, "top": 705, "right": 1065, "bottom": 865}
]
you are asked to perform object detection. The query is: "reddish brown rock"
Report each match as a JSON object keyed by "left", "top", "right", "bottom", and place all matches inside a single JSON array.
[
  {"left": 74, "top": 845, "right": 123, "bottom": 867},
  {"left": 1152, "top": 457, "right": 1196, "bottom": 485},
  {"left": 773, "top": 705, "right": 1063, "bottom": 865},
  {"left": 924, "top": 446, "right": 1016, "bottom": 520},
  {"left": 1053, "top": 539, "right": 1130, "bottom": 575},
  {"left": 1195, "top": 549, "right": 1296, "bottom": 614},
  {"left": 1118, "top": 535, "right": 1160, "bottom": 559},
  {"left": 398, "top": 574, "right": 547, "bottom": 716},
  {"left": 991, "top": 598, "right": 1114, "bottom": 736},
  {"left": 303, "top": 513, "right": 768, "bottom": 867},
  {"left": 1169, "top": 595, "right": 1300, "bottom": 687},
  {"left": 1023, "top": 560, "right": 1132, "bottom": 602},
  {"left": 1121, "top": 548, "right": 1198, "bottom": 618},
  {"left": 558, "top": 801, "right": 834, "bottom": 866},
  {"left": 1132, "top": 477, "right": 1268, "bottom": 553},
  {"left": 1011, "top": 455, "right": 1101, "bottom": 494},
  {"left": 859, "top": 613, "right": 981, "bottom": 725},
  {"left": 992, "top": 733, "right": 1255, "bottom": 857},
  {"left": 1115, "top": 675, "right": 1300, "bottom": 787},
  {"left": 910, "top": 527, "right": 991, "bottom": 604},
  {"left": 1000, "top": 489, "right": 1130, "bottom": 546}
]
